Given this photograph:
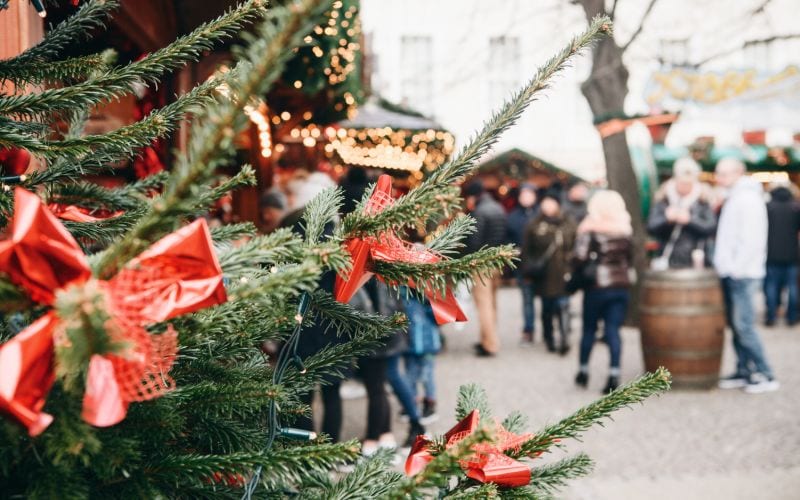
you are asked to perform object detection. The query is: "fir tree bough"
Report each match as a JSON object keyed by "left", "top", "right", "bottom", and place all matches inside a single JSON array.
[{"left": 0, "top": 3, "right": 670, "bottom": 498}]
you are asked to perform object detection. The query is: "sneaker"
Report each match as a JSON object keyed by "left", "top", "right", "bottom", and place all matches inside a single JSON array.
[
  {"left": 743, "top": 373, "right": 780, "bottom": 394},
  {"left": 419, "top": 399, "right": 439, "bottom": 425},
  {"left": 378, "top": 434, "right": 397, "bottom": 450},
  {"left": 718, "top": 373, "right": 749, "bottom": 390},
  {"left": 574, "top": 371, "right": 588, "bottom": 388}
]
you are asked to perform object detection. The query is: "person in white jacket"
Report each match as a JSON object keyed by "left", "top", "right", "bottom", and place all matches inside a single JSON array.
[{"left": 713, "top": 158, "right": 778, "bottom": 393}]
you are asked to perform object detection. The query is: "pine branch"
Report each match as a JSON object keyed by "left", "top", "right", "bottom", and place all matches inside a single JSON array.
[
  {"left": 217, "top": 228, "right": 304, "bottom": 276},
  {"left": 511, "top": 368, "right": 672, "bottom": 458},
  {"left": 0, "top": 0, "right": 117, "bottom": 75},
  {"left": 455, "top": 383, "right": 492, "bottom": 421},
  {"left": 0, "top": 0, "right": 266, "bottom": 118},
  {"left": 0, "top": 50, "right": 116, "bottom": 87},
  {"left": 309, "top": 289, "right": 407, "bottom": 339},
  {"left": 145, "top": 442, "right": 360, "bottom": 490},
  {"left": 372, "top": 244, "right": 516, "bottom": 297},
  {"left": 340, "top": 16, "right": 612, "bottom": 237},
  {"left": 301, "top": 449, "right": 405, "bottom": 499},
  {"left": 210, "top": 222, "right": 257, "bottom": 244},
  {"left": 300, "top": 187, "right": 342, "bottom": 244},
  {"left": 61, "top": 208, "right": 145, "bottom": 247},
  {"left": 501, "top": 410, "right": 529, "bottom": 434},
  {"left": 13, "top": 77, "right": 218, "bottom": 174},
  {"left": 425, "top": 214, "right": 476, "bottom": 257},
  {"left": 443, "top": 483, "right": 499, "bottom": 499},
  {"left": 45, "top": 172, "right": 167, "bottom": 211},
  {"left": 95, "top": 0, "right": 329, "bottom": 278},
  {"left": 227, "top": 263, "right": 322, "bottom": 304},
  {"left": 525, "top": 453, "right": 594, "bottom": 495}
]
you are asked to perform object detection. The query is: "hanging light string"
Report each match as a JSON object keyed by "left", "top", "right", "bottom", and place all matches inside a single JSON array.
[{"left": 242, "top": 291, "right": 314, "bottom": 499}]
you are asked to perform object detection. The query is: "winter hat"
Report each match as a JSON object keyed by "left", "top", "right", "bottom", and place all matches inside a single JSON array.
[
  {"left": 541, "top": 189, "right": 562, "bottom": 204},
  {"left": 463, "top": 180, "right": 485, "bottom": 197},
  {"left": 673, "top": 157, "right": 701, "bottom": 182}
]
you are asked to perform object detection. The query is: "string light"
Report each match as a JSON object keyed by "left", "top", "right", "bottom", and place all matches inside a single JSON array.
[
  {"left": 244, "top": 102, "right": 272, "bottom": 158},
  {"left": 321, "top": 125, "right": 455, "bottom": 173}
]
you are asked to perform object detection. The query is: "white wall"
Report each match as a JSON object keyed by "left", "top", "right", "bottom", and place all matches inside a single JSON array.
[{"left": 360, "top": 0, "right": 800, "bottom": 181}]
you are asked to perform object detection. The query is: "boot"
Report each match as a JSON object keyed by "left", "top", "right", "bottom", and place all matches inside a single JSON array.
[
  {"left": 602, "top": 376, "right": 619, "bottom": 394},
  {"left": 575, "top": 371, "right": 588, "bottom": 388},
  {"left": 404, "top": 420, "right": 425, "bottom": 448}
]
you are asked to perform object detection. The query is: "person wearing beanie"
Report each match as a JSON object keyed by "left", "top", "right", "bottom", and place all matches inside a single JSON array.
[
  {"left": 507, "top": 183, "right": 540, "bottom": 345},
  {"left": 521, "top": 189, "right": 576, "bottom": 354},
  {"left": 463, "top": 180, "right": 508, "bottom": 356},
  {"left": 647, "top": 157, "right": 716, "bottom": 269},
  {"left": 259, "top": 191, "right": 286, "bottom": 234}
]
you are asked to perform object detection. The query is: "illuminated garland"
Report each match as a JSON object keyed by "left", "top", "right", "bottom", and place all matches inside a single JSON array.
[
  {"left": 276, "top": 0, "right": 363, "bottom": 124},
  {"left": 323, "top": 126, "right": 455, "bottom": 174}
]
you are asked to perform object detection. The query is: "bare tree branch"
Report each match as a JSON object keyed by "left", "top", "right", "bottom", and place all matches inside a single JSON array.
[
  {"left": 621, "top": 0, "right": 658, "bottom": 52},
  {"left": 693, "top": 33, "right": 800, "bottom": 67},
  {"left": 609, "top": 0, "right": 619, "bottom": 20}
]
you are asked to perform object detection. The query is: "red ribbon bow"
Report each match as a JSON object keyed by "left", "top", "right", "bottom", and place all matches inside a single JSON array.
[
  {"left": 48, "top": 203, "right": 123, "bottom": 223},
  {"left": 334, "top": 175, "right": 466, "bottom": 324},
  {"left": 405, "top": 409, "right": 533, "bottom": 488},
  {"left": 0, "top": 188, "right": 227, "bottom": 436}
]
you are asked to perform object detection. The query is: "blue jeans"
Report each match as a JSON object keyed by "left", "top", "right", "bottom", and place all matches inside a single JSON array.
[
  {"left": 721, "top": 278, "right": 774, "bottom": 378},
  {"left": 405, "top": 354, "right": 436, "bottom": 401},
  {"left": 764, "top": 263, "right": 798, "bottom": 324},
  {"left": 580, "top": 288, "right": 629, "bottom": 368},
  {"left": 519, "top": 279, "right": 536, "bottom": 334},
  {"left": 386, "top": 354, "right": 420, "bottom": 421}
]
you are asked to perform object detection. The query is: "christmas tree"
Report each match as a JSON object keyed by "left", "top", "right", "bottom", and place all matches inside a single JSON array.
[{"left": 0, "top": 1, "right": 670, "bottom": 497}]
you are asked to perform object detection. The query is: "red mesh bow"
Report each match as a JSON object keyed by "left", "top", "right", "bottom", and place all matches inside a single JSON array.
[
  {"left": 0, "top": 188, "right": 227, "bottom": 436},
  {"left": 334, "top": 175, "right": 466, "bottom": 324},
  {"left": 405, "top": 409, "right": 533, "bottom": 488},
  {"left": 48, "top": 203, "right": 123, "bottom": 223}
]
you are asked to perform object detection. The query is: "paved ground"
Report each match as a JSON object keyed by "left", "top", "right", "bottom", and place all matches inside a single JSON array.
[{"left": 338, "top": 286, "right": 800, "bottom": 499}]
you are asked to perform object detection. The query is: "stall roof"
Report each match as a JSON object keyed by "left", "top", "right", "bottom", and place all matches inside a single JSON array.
[
  {"left": 478, "top": 148, "right": 586, "bottom": 183},
  {"left": 338, "top": 97, "right": 444, "bottom": 131}
]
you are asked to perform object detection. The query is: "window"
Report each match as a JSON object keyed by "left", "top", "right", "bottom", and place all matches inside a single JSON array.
[
  {"left": 743, "top": 41, "right": 771, "bottom": 72},
  {"left": 660, "top": 39, "right": 689, "bottom": 66},
  {"left": 488, "top": 36, "right": 520, "bottom": 105},
  {"left": 400, "top": 35, "right": 433, "bottom": 112}
]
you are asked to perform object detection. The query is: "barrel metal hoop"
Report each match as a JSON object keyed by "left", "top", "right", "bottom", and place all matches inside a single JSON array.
[
  {"left": 642, "top": 347, "right": 723, "bottom": 360},
  {"left": 640, "top": 305, "right": 725, "bottom": 316},
  {"left": 642, "top": 279, "right": 720, "bottom": 289}
]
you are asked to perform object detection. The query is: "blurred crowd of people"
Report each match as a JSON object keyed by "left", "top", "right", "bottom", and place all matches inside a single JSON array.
[
  {"left": 470, "top": 156, "right": 787, "bottom": 397},
  {"left": 250, "top": 154, "right": 793, "bottom": 455}
]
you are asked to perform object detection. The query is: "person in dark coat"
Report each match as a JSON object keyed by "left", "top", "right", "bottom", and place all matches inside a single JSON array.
[
  {"left": 506, "top": 184, "right": 539, "bottom": 344},
  {"left": 572, "top": 190, "right": 635, "bottom": 394},
  {"left": 764, "top": 185, "right": 800, "bottom": 326},
  {"left": 521, "top": 190, "right": 576, "bottom": 354},
  {"left": 463, "top": 180, "right": 508, "bottom": 356},
  {"left": 563, "top": 182, "right": 589, "bottom": 223},
  {"left": 647, "top": 158, "right": 716, "bottom": 269},
  {"left": 351, "top": 279, "right": 407, "bottom": 455}
]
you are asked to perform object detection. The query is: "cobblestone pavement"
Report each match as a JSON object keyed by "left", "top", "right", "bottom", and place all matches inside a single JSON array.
[{"left": 339, "top": 286, "right": 800, "bottom": 499}]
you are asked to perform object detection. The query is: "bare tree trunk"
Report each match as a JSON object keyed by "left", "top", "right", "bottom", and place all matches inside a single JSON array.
[{"left": 578, "top": 0, "right": 647, "bottom": 321}]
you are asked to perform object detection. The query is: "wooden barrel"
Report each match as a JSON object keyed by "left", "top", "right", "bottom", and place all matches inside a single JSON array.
[{"left": 640, "top": 269, "right": 726, "bottom": 389}]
